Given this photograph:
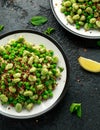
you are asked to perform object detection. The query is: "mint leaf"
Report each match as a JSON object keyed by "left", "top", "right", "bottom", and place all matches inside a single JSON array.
[
  {"left": 70, "top": 103, "right": 82, "bottom": 118},
  {"left": 44, "top": 27, "right": 55, "bottom": 35},
  {"left": 0, "top": 25, "right": 4, "bottom": 31},
  {"left": 97, "top": 41, "right": 100, "bottom": 46},
  {"left": 77, "top": 105, "right": 82, "bottom": 118},
  {"left": 31, "top": 16, "right": 48, "bottom": 26}
]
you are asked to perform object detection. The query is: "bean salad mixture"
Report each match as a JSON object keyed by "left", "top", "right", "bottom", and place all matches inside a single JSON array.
[
  {"left": 60, "top": 0, "right": 100, "bottom": 30},
  {"left": 0, "top": 37, "right": 63, "bottom": 112}
]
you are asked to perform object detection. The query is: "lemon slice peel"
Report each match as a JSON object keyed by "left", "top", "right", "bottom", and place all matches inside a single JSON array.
[{"left": 78, "top": 56, "right": 100, "bottom": 73}]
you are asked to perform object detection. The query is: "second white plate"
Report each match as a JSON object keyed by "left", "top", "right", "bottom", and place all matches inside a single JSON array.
[{"left": 50, "top": 0, "right": 100, "bottom": 39}]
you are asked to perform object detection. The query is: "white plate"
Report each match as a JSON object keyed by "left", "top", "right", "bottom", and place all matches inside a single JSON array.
[
  {"left": 50, "top": 0, "right": 100, "bottom": 39},
  {"left": 0, "top": 30, "right": 69, "bottom": 119}
]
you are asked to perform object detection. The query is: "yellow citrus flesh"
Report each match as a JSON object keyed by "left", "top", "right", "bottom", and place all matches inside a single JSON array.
[{"left": 78, "top": 56, "right": 100, "bottom": 73}]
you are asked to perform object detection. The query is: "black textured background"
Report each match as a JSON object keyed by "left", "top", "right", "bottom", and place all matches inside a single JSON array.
[{"left": 0, "top": 0, "right": 100, "bottom": 130}]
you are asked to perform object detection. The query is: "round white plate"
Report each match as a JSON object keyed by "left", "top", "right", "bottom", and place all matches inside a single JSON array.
[
  {"left": 50, "top": 0, "right": 100, "bottom": 39},
  {"left": 0, "top": 30, "right": 69, "bottom": 119}
]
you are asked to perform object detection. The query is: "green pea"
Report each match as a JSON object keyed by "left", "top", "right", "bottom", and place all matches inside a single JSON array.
[
  {"left": 76, "top": 24, "right": 80, "bottom": 29},
  {"left": 9, "top": 97, "right": 14, "bottom": 102},
  {"left": 37, "top": 100, "right": 41, "bottom": 104},
  {"left": 92, "top": 5, "right": 96, "bottom": 10},
  {"left": 44, "top": 90, "right": 49, "bottom": 95},
  {"left": 43, "top": 95, "right": 48, "bottom": 100},
  {"left": 49, "top": 92, "right": 53, "bottom": 97},
  {"left": 30, "top": 86, "right": 36, "bottom": 92},
  {"left": 3, "top": 55, "right": 9, "bottom": 59},
  {"left": 24, "top": 82, "right": 30, "bottom": 87},
  {"left": 1, "top": 85, "right": 6, "bottom": 89},
  {"left": 19, "top": 51, "right": 23, "bottom": 56},
  {"left": 38, "top": 64, "right": 42, "bottom": 68},
  {"left": 33, "top": 63, "right": 38, "bottom": 67},
  {"left": 64, "top": 11, "right": 70, "bottom": 16},
  {"left": 17, "top": 44, "right": 21, "bottom": 48},
  {"left": 18, "top": 82, "right": 23, "bottom": 87},
  {"left": 88, "top": 23, "right": 93, "bottom": 28},
  {"left": 36, "top": 73, "right": 41, "bottom": 78},
  {"left": 88, "top": 1, "right": 92, "bottom": 5}
]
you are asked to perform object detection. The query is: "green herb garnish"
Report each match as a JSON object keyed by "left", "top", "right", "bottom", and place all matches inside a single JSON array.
[
  {"left": 0, "top": 25, "right": 4, "bottom": 31},
  {"left": 97, "top": 40, "right": 100, "bottom": 46},
  {"left": 70, "top": 103, "right": 82, "bottom": 118},
  {"left": 44, "top": 27, "right": 55, "bottom": 35},
  {"left": 31, "top": 16, "right": 48, "bottom": 26}
]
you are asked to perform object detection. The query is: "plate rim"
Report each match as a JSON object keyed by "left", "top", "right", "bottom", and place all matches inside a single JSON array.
[
  {"left": 50, "top": 0, "right": 100, "bottom": 39},
  {"left": 0, "top": 29, "right": 70, "bottom": 119}
]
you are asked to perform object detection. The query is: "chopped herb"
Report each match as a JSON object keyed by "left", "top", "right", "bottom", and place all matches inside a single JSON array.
[
  {"left": 44, "top": 27, "right": 55, "bottom": 35},
  {"left": 70, "top": 103, "right": 82, "bottom": 118},
  {"left": 0, "top": 25, "right": 4, "bottom": 31},
  {"left": 58, "top": 67, "right": 64, "bottom": 72},
  {"left": 31, "top": 16, "right": 48, "bottom": 26}
]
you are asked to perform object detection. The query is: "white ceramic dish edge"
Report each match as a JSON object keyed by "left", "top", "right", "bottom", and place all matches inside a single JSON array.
[{"left": 0, "top": 30, "right": 69, "bottom": 119}]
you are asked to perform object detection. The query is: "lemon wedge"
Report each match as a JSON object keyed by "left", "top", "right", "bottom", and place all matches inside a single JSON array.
[{"left": 78, "top": 56, "right": 100, "bottom": 72}]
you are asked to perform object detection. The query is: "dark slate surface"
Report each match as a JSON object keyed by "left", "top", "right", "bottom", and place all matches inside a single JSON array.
[{"left": 0, "top": 0, "right": 100, "bottom": 130}]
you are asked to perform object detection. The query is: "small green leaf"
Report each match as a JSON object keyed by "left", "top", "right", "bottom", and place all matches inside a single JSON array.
[
  {"left": 97, "top": 40, "right": 100, "bottom": 46},
  {"left": 31, "top": 16, "right": 48, "bottom": 26},
  {"left": 0, "top": 25, "right": 4, "bottom": 31},
  {"left": 77, "top": 105, "right": 82, "bottom": 118},
  {"left": 70, "top": 103, "right": 82, "bottom": 118},
  {"left": 44, "top": 27, "right": 55, "bottom": 35}
]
